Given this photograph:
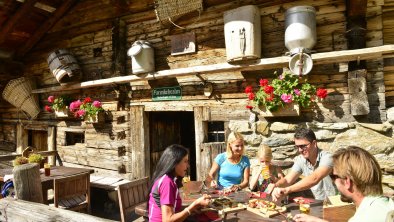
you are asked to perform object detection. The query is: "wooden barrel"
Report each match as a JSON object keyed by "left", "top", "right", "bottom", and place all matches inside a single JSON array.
[{"left": 47, "top": 49, "right": 81, "bottom": 83}]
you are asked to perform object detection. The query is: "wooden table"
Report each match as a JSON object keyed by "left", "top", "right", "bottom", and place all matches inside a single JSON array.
[
  {"left": 90, "top": 175, "right": 131, "bottom": 190},
  {"left": 135, "top": 181, "right": 325, "bottom": 222},
  {"left": 0, "top": 166, "right": 94, "bottom": 202}
]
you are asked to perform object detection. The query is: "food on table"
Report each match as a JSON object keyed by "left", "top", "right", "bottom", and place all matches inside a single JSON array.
[
  {"left": 248, "top": 199, "right": 276, "bottom": 210},
  {"left": 211, "top": 197, "right": 235, "bottom": 208}
]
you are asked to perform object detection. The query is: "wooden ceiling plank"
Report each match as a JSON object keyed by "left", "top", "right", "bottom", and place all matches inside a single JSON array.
[
  {"left": 0, "top": 0, "right": 38, "bottom": 44},
  {"left": 31, "top": 45, "right": 394, "bottom": 94},
  {"left": 16, "top": 0, "right": 78, "bottom": 57}
]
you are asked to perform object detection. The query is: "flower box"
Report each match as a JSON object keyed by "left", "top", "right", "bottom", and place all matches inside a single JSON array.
[
  {"left": 54, "top": 108, "right": 71, "bottom": 118},
  {"left": 84, "top": 111, "right": 105, "bottom": 123},
  {"left": 258, "top": 103, "right": 300, "bottom": 117}
]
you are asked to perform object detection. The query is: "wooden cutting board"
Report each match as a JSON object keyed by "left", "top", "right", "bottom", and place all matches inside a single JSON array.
[{"left": 247, "top": 205, "right": 287, "bottom": 218}]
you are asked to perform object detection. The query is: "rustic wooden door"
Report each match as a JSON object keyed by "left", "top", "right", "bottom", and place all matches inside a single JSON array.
[
  {"left": 199, "top": 142, "right": 226, "bottom": 179},
  {"left": 28, "top": 130, "right": 48, "bottom": 152},
  {"left": 149, "top": 112, "right": 195, "bottom": 178}
]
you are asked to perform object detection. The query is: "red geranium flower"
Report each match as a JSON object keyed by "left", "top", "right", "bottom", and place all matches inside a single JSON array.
[
  {"left": 316, "top": 88, "right": 328, "bottom": 99},
  {"left": 246, "top": 105, "right": 253, "bottom": 110},
  {"left": 259, "top": 79, "right": 269, "bottom": 87},
  {"left": 248, "top": 93, "right": 255, "bottom": 100},
  {"left": 83, "top": 97, "right": 92, "bottom": 104},
  {"left": 45, "top": 105, "right": 53, "bottom": 112},
  {"left": 264, "top": 85, "right": 274, "bottom": 94},
  {"left": 245, "top": 86, "right": 253, "bottom": 94}
]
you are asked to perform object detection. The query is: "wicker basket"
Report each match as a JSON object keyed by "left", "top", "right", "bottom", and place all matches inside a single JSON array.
[
  {"left": 154, "top": 0, "right": 203, "bottom": 22},
  {"left": 2, "top": 77, "right": 40, "bottom": 119}
]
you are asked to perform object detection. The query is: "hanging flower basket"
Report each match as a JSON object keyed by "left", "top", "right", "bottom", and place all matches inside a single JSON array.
[
  {"left": 54, "top": 108, "right": 71, "bottom": 118},
  {"left": 84, "top": 111, "right": 105, "bottom": 124},
  {"left": 258, "top": 103, "right": 300, "bottom": 117}
]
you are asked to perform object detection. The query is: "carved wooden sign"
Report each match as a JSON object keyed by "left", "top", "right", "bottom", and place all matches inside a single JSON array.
[{"left": 170, "top": 32, "right": 196, "bottom": 55}]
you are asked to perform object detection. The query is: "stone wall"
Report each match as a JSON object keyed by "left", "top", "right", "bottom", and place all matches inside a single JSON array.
[{"left": 230, "top": 107, "right": 394, "bottom": 196}]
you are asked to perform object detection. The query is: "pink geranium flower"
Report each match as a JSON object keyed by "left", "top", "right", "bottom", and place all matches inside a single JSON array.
[
  {"left": 281, "top": 94, "right": 293, "bottom": 103},
  {"left": 69, "top": 100, "right": 82, "bottom": 111},
  {"left": 48, "top": 96, "right": 55, "bottom": 103},
  {"left": 92, "top": 100, "right": 102, "bottom": 108}
]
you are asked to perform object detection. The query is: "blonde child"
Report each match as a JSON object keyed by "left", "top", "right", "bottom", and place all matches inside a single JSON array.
[{"left": 250, "top": 144, "right": 284, "bottom": 193}]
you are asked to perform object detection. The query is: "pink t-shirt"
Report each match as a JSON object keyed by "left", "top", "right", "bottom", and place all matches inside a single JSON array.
[{"left": 148, "top": 174, "right": 182, "bottom": 222}]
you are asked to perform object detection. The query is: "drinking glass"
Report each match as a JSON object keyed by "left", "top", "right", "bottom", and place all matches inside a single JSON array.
[
  {"left": 299, "top": 203, "right": 310, "bottom": 214},
  {"left": 44, "top": 163, "right": 51, "bottom": 176}
]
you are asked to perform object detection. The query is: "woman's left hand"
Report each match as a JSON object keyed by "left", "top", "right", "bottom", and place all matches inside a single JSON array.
[
  {"left": 229, "top": 184, "right": 241, "bottom": 192},
  {"left": 196, "top": 194, "right": 211, "bottom": 207}
]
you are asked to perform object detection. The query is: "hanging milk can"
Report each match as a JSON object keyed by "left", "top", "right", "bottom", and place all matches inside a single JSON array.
[
  {"left": 127, "top": 40, "right": 155, "bottom": 74},
  {"left": 223, "top": 5, "right": 261, "bottom": 63},
  {"left": 285, "top": 6, "right": 316, "bottom": 75}
]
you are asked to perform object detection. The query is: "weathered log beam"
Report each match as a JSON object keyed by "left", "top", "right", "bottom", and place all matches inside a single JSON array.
[
  {"left": 0, "top": 198, "right": 115, "bottom": 222},
  {"left": 0, "top": 0, "right": 38, "bottom": 45},
  {"left": 31, "top": 45, "right": 394, "bottom": 93},
  {"left": 16, "top": 0, "right": 78, "bottom": 57}
]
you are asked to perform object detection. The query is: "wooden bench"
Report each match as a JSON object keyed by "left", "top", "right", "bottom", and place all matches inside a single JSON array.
[
  {"left": 117, "top": 177, "right": 149, "bottom": 222},
  {"left": 0, "top": 198, "right": 115, "bottom": 222}
]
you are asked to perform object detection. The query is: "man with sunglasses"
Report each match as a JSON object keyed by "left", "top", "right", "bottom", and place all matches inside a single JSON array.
[
  {"left": 271, "top": 128, "right": 336, "bottom": 202},
  {"left": 292, "top": 146, "right": 394, "bottom": 222}
]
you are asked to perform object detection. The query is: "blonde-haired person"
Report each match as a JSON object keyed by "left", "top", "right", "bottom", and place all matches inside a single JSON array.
[
  {"left": 250, "top": 144, "right": 284, "bottom": 193},
  {"left": 205, "top": 132, "right": 250, "bottom": 192},
  {"left": 292, "top": 146, "right": 394, "bottom": 222}
]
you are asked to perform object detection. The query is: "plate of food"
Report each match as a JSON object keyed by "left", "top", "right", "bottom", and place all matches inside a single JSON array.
[{"left": 247, "top": 199, "right": 287, "bottom": 218}]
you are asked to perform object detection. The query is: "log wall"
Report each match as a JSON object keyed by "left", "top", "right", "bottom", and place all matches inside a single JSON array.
[
  {"left": 384, "top": 0, "right": 394, "bottom": 106},
  {"left": 0, "top": 0, "right": 391, "bottom": 178}
]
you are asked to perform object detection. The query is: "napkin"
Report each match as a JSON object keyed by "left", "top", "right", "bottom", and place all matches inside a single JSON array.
[{"left": 292, "top": 196, "right": 314, "bottom": 204}]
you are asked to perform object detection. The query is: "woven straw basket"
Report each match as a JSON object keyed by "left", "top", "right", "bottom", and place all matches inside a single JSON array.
[
  {"left": 2, "top": 77, "right": 40, "bottom": 119},
  {"left": 155, "top": 0, "right": 203, "bottom": 21}
]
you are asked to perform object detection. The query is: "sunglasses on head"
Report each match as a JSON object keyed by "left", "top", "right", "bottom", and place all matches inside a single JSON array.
[{"left": 294, "top": 143, "right": 310, "bottom": 150}]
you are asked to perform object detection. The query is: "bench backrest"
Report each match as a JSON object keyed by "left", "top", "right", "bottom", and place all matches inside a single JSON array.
[
  {"left": 0, "top": 150, "right": 63, "bottom": 166},
  {"left": 117, "top": 177, "right": 149, "bottom": 222},
  {"left": 54, "top": 172, "right": 90, "bottom": 213}
]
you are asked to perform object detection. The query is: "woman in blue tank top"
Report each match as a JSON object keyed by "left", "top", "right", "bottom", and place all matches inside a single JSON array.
[{"left": 205, "top": 132, "right": 250, "bottom": 192}]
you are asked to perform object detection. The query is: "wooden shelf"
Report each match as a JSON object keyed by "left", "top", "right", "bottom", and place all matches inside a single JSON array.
[{"left": 32, "top": 45, "right": 394, "bottom": 94}]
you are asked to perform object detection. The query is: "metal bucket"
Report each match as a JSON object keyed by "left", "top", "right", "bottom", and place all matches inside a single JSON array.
[
  {"left": 47, "top": 49, "right": 81, "bottom": 83},
  {"left": 127, "top": 40, "right": 155, "bottom": 74},
  {"left": 285, "top": 6, "right": 316, "bottom": 54}
]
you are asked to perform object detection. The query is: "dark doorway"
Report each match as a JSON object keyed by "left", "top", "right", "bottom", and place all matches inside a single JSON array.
[
  {"left": 149, "top": 111, "right": 196, "bottom": 180},
  {"left": 28, "top": 130, "right": 48, "bottom": 152}
]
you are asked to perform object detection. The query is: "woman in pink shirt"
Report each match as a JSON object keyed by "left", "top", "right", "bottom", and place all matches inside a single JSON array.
[{"left": 148, "top": 144, "right": 211, "bottom": 222}]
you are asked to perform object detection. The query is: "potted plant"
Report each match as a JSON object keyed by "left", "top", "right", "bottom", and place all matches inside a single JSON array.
[
  {"left": 69, "top": 97, "right": 105, "bottom": 123},
  {"left": 13, "top": 156, "right": 28, "bottom": 167},
  {"left": 28, "top": 153, "right": 45, "bottom": 168},
  {"left": 44, "top": 95, "right": 73, "bottom": 117},
  {"left": 244, "top": 70, "right": 328, "bottom": 116}
]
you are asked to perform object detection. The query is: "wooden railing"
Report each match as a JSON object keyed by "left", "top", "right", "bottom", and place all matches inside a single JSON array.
[{"left": 0, "top": 150, "right": 63, "bottom": 166}]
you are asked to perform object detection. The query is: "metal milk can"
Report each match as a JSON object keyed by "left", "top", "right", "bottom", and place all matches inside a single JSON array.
[{"left": 127, "top": 40, "right": 155, "bottom": 74}]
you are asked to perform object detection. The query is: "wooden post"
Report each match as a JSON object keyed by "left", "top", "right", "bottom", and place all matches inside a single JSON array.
[
  {"left": 13, "top": 163, "right": 43, "bottom": 203},
  {"left": 194, "top": 107, "right": 209, "bottom": 180},
  {"left": 130, "top": 106, "right": 150, "bottom": 179},
  {"left": 47, "top": 126, "right": 56, "bottom": 166},
  {"left": 16, "top": 123, "right": 28, "bottom": 154}
]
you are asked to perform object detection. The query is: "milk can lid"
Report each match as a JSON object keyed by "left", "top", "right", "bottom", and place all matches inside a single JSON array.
[{"left": 127, "top": 44, "right": 142, "bottom": 57}]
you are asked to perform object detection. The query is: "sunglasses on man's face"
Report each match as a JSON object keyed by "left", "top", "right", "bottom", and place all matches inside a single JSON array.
[
  {"left": 329, "top": 173, "right": 345, "bottom": 181},
  {"left": 294, "top": 143, "right": 310, "bottom": 150}
]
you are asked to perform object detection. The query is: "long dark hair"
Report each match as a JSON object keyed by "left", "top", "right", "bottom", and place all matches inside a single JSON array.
[{"left": 148, "top": 144, "right": 189, "bottom": 198}]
